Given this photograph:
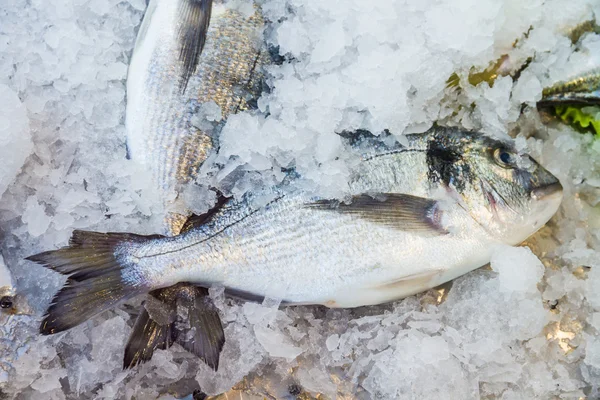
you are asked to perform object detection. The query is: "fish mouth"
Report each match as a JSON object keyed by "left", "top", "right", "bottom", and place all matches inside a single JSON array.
[{"left": 531, "top": 181, "right": 563, "bottom": 200}]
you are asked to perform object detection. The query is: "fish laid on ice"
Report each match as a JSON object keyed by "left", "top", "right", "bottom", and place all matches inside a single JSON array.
[
  {"left": 28, "top": 127, "right": 563, "bottom": 342},
  {"left": 124, "top": 0, "right": 269, "bottom": 369},
  {"left": 539, "top": 68, "right": 600, "bottom": 107},
  {"left": 537, "top": 69, "right": 600, "bottom": 134},
  {"left": 0, "top": 254, "right": 16, "bottom": 313},
  {"left": 126, "top": 0, "right": 268, "bottom": 220}
]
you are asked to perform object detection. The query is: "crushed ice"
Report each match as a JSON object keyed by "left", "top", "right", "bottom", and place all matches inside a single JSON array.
[{"left": 0, "top": 0, "right": 599, "bottom": 398}]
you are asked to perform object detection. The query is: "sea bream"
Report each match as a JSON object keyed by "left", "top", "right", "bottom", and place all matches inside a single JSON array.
[
  {"left": 28, "top": 127, "right": 563, "bottom": 336},
  {"left": 126, "top": 0, "right": 268, "bottom": 224},
  {"left": 123, "top": 0, "right": 270, "bottom": 369},
  {"left": 537, "top": 68, "right": 600, "bottom": 135}
]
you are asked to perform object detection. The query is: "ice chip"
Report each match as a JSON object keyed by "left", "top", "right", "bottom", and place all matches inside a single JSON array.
[{"left": 491, "top": 246, "right": 545, "bottom": 294}]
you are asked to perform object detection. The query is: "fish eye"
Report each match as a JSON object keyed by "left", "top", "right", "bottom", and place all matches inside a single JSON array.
[
  {"left": 493, "top": 148, "right": 516, "bottom": 168},
  {"left": 0, "top": 296, "right": 13, "bottom": 309}
]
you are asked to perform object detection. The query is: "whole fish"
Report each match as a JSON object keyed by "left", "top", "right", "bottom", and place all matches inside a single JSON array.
[
  {"left": 124, "top": 0, "right": 269, "bottom": 369},
  {"left": 28, "top": 127, "right": 563, "bottom": 337}
]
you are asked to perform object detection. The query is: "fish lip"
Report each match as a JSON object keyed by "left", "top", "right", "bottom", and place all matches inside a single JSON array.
[{"left": 531, "top": 181, "right": 563, "bottom": 200}]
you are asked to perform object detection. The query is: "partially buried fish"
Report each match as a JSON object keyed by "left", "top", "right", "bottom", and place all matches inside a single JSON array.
[
  {"left": 126, "top": 0, "right": 268, "bottom": 215},
  {"left": 124, "top": 0, "right": 270, "bottom": 369},
  {"left": 537, "top": 68, "right": 600, "bottom": 135},
  {"left": 0, "top": 253, "right": 16, "bottom": 313},
  {"left": 28, "top": 127, "right": 563, "bottom": 347}
]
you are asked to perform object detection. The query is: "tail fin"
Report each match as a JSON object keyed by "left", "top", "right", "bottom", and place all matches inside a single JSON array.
[
  {"left": 26, "top": 230, "right": 151, "bottom": 335},
  {"left": 176, "top": 288, "right": 225, "bottom": 370},
  {"left": 123, "top": 305, "right": 176, "bottom": 368},
  {"left": 123, "top": 285, "right": 225, "bottom": 370}
]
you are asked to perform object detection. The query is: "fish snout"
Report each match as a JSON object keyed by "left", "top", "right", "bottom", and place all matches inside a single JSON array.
[{"left": 531, "top": 180, "right": 563, "bottom": 201}]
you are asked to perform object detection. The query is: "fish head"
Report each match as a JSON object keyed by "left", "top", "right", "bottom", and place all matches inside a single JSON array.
[
  {"left": 1, "top": 255, "right": 21, "bottom": 315},
  {"left": 0, "top": 284, "right": 18, "bottom": 315},
  {"left": 427, "top": 129, "right": 563, "bottom": 244}
]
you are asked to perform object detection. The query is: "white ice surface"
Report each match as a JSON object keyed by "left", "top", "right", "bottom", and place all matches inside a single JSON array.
[{"left": 0, "top": 0, "right": 599, "bottom": 399}]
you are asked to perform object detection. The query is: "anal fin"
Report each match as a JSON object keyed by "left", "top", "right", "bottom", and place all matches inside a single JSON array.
[{"left": 179, "top": 192, "right": 230, "bottom": 233}]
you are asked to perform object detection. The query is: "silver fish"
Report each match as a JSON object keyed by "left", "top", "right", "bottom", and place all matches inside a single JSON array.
[
  {"left": 539, "top": 68, "right": 600, "bottom": 107},
  {"left": 28, "top": 127, "right": 563, "bottom": 336},
  {"left": 124, "top": 0, "right": 269, "bottom": 369},
  {"left": 126, "top": 0, "right": 268, "bottom": 229},
  {"left": 537, "top": 69, "right": 600, "bottom": 135}
]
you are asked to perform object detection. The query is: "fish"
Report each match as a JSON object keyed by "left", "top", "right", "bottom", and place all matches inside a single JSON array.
[
  {"left": 123, "top": 0, "right": 270, "bottom": 369},
  {"left": 0, "top": 254, "right": 16, "bottom": 314},
  {"left": 539, "top": 69, "right": 600, "bottom": 107},
  {"left": 28, "top": 126, "right": 563, "bottom": 340},
  {"left": 537, "top": 69, "right": 600, "bottom": 135},
  {"left": 125, "top": 0, "right": 268, "bottom": 221}
]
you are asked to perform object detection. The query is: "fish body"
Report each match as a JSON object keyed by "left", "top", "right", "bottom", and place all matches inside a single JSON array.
[
  {"left": 29, "top": 127, "right": 563, "bottom": 333},
  {"left": 131, "top": 191, "right": 491, "bottom": 307},
  {"left": 126, "top": 0, "right": 267, "bottom": 226}
]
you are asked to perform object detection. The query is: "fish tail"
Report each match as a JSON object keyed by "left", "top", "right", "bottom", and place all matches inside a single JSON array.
[
  {"left": 176, "top": 287, "right": 225, "bottom": 370},
  {"left": 124, "top": 285, "right": 225, "bottom": 370},
  {"left": 123, "top": 305, "right": 175, "bottom": 369},
  {"left": 26, "top": 230, "right": 152, "bottom": 335}
]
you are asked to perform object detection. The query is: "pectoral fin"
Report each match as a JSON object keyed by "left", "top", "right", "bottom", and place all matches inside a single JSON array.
[{"left": 306, "top": 193, "right": 446, "bottom": 235}]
